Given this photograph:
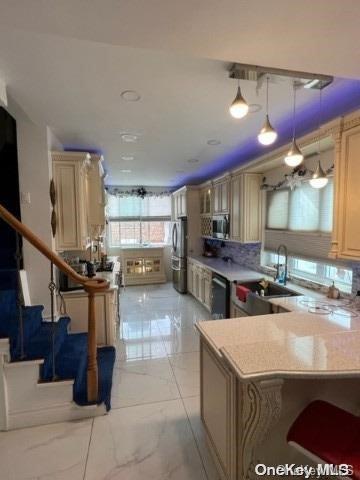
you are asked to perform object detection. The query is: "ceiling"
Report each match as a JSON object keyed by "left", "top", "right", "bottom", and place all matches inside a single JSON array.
[{"left": 0, "top": 1, "right": 360, "bottom": 187}]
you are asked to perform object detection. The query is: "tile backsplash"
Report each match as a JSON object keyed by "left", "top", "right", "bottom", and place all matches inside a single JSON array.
[{"left": 204, "top": 239, "right": 261, "bottom": 271}]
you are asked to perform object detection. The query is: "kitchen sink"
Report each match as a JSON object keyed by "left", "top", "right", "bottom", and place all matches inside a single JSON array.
[
  {"left": 233, "top": 280, "right": 301, "bottom": 316},
  {"left": 238, "top": 281, "right": 300, "bottom": 298}
]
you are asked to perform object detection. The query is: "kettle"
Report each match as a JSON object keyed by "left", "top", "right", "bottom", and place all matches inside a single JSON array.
[{"left": 327, "top": 281, "right": 340, "bottom": 299}]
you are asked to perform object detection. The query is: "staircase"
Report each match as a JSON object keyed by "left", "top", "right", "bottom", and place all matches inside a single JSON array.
[{"left": 0, "top": 206, "right": 116, "bottom": 431}]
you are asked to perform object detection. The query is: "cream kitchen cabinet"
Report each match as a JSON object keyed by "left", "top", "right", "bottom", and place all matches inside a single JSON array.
[
  {"left": 330, "top": 123, "right": 360, "bottom": 260},
  {"left": 230, "top": 301, "right": 248, "bottom": 318},
  {"left": 213, "top": 179, "right": 230, "bottom": 214},
  {"left": 52, "top": 151, "right": 91, "bottom": 251},
  {"left": 230, "top": 173, "right": 262, "bottom": 243},
  {"left": 187, "top": 259, "right": 212, "bottom": 311},
  {"left": 120, "top": 247, "right": 166, "bottom": 285},
  {"left": 87, "top": 154, "right": 106, "bottom": 238},
  {"left": 172, "top": 189, "right": 187, "bottom": 219},
  {"left": 200, "top": 187, "right": 212, "bottom": 215},
  {"left": 59, "top": 287, "right": 118, "bottom": 346}
]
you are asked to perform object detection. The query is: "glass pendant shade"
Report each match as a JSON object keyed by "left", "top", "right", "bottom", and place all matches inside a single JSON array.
[
  {"left": 258, "top": 115, "right": 278, "bottom": 145},
  {"left": 284, "top": 139, "right": 304, "bottom": 167},
  {"left": 229, "top": 86, "right": 249, "bottom": 119},
  {"left": 309, "top": 160, "right": 328, "bottom": 188}
]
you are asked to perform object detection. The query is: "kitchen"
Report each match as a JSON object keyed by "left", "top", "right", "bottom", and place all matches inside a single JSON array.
[{"left": 1, "top": 4, "right": 360, "bottom": 478}]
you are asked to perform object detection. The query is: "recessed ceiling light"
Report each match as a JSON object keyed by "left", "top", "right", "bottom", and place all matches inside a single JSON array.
[
  {"left": 120, "top": 90, "right": 141, "bottom": 102},
  {"left": 121, "top": 155, "right": 135, "bottom": 161},
  {"left": 249, "top": 103, "right": 262, "bottom": 113},
  {"left": 120, "top": 133, "right": 138, "bottom": 143},
  {"left": 207, "top": 140, "right": 221, "bottom": 146},
  {"left": 187, "top": 158, "right": 199, "bottom": 163},
  {"left": 120, "top": 169, "right": 132, "bottom": 173}
]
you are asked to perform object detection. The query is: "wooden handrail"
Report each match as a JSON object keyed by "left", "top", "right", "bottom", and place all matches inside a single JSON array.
[{"left": 0, "top": 202, "right": 109, "bottom": 402}]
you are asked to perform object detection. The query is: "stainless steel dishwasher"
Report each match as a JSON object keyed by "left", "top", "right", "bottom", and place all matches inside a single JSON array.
[{"left": 211, "top": 273, "right": 230, "bottom": 319}]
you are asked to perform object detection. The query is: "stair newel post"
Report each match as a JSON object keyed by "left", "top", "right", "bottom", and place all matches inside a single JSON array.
[
  {"left": 87, "top": 289, "right": 98, "bottom": 402},
  {"left": 49, "top": 261, "right": 57, "bottom": 381},
  {"left": 15, "top": 232, "right": 25, "bottom": 359}
]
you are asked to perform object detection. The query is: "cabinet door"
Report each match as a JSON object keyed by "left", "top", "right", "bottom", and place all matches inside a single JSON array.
[
  {"left": 221, "top": 182, "right": 229, "bottom": 213},
  {"left": 199, "top": 269, "right": 205, "bottom": 303},
  {"left": 230, "top": 175, "right": 241, "bottom": 240},
  {"left": 213, "top": 184, "right": 221, "bottom": 214},
  {"left": 187, "top": 261, "right": 193, "bottom": 294},
  {"left": 180, "top": 192, "right": 187, "bottom": 216},
  {"left": 335, "top": 125, "right": 360, "bottom": 259},
  {"left": 204, "top": 275, "right": 212, "bottom": 311},
  {"left": 205, "top": 188, "right": 211, "bottom": 214},
  {"left": 134, "top": 258, "right": 144, "bottom": 275},
  {"left": 53, "top": 161, "right": 84, "bottom": 251}
]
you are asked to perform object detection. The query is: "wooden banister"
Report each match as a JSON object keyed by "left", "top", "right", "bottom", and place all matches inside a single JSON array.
[{"left": 0, "top": 202, "right": 109, "bottom": 402}]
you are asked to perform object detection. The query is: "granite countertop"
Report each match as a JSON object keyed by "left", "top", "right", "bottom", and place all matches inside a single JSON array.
[
  {"left": 119, "top": 245, "right": 165, "bottom": 250},
  {"left": 188, "top": 255, "right": 264, "bottom": 282},
  {"left": 196, "top": 309, "right": 360, "bottom": 380}
]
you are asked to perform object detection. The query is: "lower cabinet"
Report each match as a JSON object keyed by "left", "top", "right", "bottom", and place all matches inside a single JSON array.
[
  {"left": 201, "top": 339, "right": 237, "bottom": 479},
  {"left": 230, "top": 301, "right": 249, "bottom": 318},
  {"left": 121, "top": 248, "right": 166, "bottom": 285},
  {"left": 187, "top": 259, "right": 212, "bottom": 311},
  {"left": 58, "top": 288, "right": 118, "bottom": 346}
]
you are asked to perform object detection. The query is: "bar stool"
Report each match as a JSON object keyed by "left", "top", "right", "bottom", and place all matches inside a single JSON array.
[{"left": 287, "top": 400, "right": 360, "bottom": 479}]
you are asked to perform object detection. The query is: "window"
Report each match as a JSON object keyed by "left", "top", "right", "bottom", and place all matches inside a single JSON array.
[
  {"left": 266, "top": 179, "right": 333, "bottom": 233},
  {"left": 109, "top": 221, "right": 171, "bottom": 246},
  {"left": 107, "top": 194, "right": 172, "bottom": 246},
  {"left": 262, "top": 251, "right": 352, "bottom": 293}
]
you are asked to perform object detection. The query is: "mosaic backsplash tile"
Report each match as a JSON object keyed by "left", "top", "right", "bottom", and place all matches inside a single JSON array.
[{"left": 204, "top": 239, "right": 261, "bottom": 271}]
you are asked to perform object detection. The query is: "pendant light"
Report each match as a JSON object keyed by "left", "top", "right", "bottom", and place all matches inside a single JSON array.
[
  {"left": 310, "top": 89, "right": 328, "bottom": 189},
  {"left": 229, "top": 79, "right": 249, "bottom": 119},
  {"left": 284, "top": 83, "right": 304, "bottom": 167},
  {"left": 258, "top": 76, "right": 277, "bottom": 145}
]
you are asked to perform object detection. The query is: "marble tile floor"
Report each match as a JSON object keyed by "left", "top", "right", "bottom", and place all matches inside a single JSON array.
[{"left": 0, "top": 283, "right": 220, "bottom": 480}]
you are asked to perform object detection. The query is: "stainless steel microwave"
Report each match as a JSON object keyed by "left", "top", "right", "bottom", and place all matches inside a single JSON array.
[{"left": 212, "top": 215, "right": 230, "bottom": 239}]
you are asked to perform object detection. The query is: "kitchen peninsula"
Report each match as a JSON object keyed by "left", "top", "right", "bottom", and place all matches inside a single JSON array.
[{"left": 196, "top": 310, "right": 360, "bottom": 480}]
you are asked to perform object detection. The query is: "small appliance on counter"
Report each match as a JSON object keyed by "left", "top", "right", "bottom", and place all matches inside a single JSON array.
[
  {"left": 202, "top": 239, "right": 217, "bottom": 258},
  {"left": 58, "top": 262, "right": 86, "bottom": 292}
]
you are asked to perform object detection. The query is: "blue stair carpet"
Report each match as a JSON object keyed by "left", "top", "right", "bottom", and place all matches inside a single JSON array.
[{"left": 0, "top": 288, "right": 116, "bottom": 411}]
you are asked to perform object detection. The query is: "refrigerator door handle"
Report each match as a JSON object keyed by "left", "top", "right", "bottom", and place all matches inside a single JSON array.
[{"left": 172, "top": 223, "right": 177, "bottom": 253}]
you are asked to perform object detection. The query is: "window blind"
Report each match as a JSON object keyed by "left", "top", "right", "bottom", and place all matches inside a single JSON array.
[
  {"left": 107, "top": 195, "right": 171, "bottom": 221},
  {"left": 266, "top": 190, "right": 289, "bottom": 229},
  {"left": 264, "top": 178, "right": 334, "bottom": 261},
  {"left": 289, "top": 183, "right": 320, "bottom": 231}
]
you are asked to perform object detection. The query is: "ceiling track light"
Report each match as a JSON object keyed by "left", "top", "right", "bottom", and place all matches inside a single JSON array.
[
  {"left": 284, "top": 83, "right": 304, "bottom": 167},
  {"left": 310, "top": 90, "right": 328, "bottom": 189},
  {"left": 229, "top": 79, "right": 249, "bottom": 119},
  {"left": 258, "top": 76, "right": 277, "bottom": 146}
]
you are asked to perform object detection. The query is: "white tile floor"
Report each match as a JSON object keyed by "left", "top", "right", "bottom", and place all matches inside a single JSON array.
[{"left": 0, "top": 283, "right": 220, "bottom": 480}]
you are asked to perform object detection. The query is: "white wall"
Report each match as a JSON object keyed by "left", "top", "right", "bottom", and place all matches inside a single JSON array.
[{"left": 6, "top": 98, "right": 61, "bottom": 316}]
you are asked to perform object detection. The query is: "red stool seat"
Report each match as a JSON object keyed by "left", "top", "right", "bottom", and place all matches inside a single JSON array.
[{"left": 287, "top": 400, "right": 360, "bottom": 479}]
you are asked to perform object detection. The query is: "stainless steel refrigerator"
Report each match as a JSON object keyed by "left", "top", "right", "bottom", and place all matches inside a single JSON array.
[{"left": 171, "top": 219, "right": 187, "bottom": 293}]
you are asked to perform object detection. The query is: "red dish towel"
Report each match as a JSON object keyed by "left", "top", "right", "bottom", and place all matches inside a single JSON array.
[{"left": 236, "top": 285, "right": 251, "bottom": 303}]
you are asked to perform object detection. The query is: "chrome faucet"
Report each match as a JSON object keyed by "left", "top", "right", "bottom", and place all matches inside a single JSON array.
[{"left": 275, "top": 244, "right": 288, "bottom": 285}]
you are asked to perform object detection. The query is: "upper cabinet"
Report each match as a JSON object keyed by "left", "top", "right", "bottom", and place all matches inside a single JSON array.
[
  {"left": 330, "top": 123, "right": 360, "bottom": 260},
  {"left": 213, "top": 179, "right": 230, "bottom": 214},
  {"left": 87, "top": 154, "right": 106, "bottom": 238},
  {"left": 200, "top": 187, "right": 212, "bottom": 216},
  {"left": 52, "top": 151, "right": 90, "bottom": 251},
  {"left": 52, "top": 151, "right": 106, "bottom": 252},
  {"left": 230, "top": 173, "right": 262, "bottom": 243},
  {"left": 172, "top": 189, "right": 187, "bottom": 219}
]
